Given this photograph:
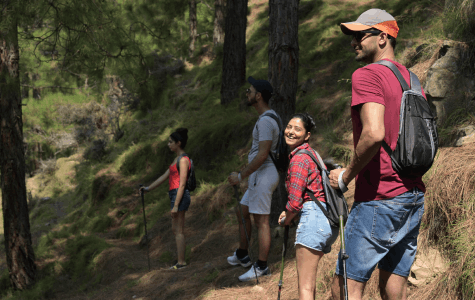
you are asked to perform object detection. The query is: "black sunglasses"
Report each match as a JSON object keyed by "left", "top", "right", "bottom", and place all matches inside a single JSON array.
[{"left": 353, "top": 30, "right": 382, "bottom": 42}]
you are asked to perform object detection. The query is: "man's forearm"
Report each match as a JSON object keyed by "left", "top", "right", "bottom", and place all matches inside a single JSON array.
[
  {"left": 344, "top": 134, "right": 383, "bottom": 184},
  {"left": 241, "top": 152, "right": 268, "bottom": 179}
]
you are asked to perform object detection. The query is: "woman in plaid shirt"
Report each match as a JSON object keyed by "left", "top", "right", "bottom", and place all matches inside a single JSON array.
[{"left": 278, "top": 113, "right": 339, "bottom": 300}]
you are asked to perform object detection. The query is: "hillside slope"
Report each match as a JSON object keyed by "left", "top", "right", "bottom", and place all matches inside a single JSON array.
[{"left": 1, "top": 0, "right": 475, "bottom": 299}]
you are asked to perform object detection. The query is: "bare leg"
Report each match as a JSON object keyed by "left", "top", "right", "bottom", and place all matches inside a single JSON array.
[
  {"left": 331, "top": 275, "right": 366, "bottom": 300},
  {"left": 253, "top": 214, "right": 270, "bottom": 262},
  {"left": 296, "top": 245, "right": 324, "bottom": 300},
  {"left": 172, "top": 211, "right": 186, "bottom": 265},
  {"left": 379, "top": 270, "right": 408, "bottom": 300},
  {"left": 235, "top": 204, "right": 251, "bottom": 250}
]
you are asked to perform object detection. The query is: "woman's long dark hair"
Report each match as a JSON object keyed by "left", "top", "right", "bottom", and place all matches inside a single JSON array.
[{"left": 170, "top": 128, "right": 188, "bottom": 149}]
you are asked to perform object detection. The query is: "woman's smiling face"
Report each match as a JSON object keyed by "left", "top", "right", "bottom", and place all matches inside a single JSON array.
[{"left": 285, "top": 117, "right": 311, "bottom": 150}]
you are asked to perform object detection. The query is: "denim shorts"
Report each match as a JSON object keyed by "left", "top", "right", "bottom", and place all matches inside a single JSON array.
[
  {"left": 169, "top": 188, "right": 191, "bottom": 212},
  {"left": 335, "top": 187, "right": 425, "bottom": 282},
  {"left": 295, "top": 201, "right": 339, "bottom": 254}
]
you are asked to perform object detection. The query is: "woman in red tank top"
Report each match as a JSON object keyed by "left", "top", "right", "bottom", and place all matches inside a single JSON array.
[{"left": 140, "top": 128, "right": 191, "bottom": 270}]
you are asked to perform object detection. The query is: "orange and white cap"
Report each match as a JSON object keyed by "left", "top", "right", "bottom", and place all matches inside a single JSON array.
[{"left": 340, "top": 8, "right": 399, "bottom": 39}]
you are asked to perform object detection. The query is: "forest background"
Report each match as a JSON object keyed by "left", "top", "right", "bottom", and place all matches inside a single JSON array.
[{"left": 1, "top": 0, "right": 475, "bottom": 299}]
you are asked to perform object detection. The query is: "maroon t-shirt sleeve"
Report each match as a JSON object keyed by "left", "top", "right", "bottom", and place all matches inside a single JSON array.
[{"left": 351, "top": 67, "right": 386, "bottom": 107}]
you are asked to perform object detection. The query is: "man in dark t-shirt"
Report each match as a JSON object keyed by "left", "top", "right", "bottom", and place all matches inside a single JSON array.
[{"left": 329, "top": 8, "right": 426, "bottom": 300}]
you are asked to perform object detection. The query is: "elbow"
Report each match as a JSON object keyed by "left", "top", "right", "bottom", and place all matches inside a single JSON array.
[{"left": 364, "top": 128, "right": 385, "bottom": 144}]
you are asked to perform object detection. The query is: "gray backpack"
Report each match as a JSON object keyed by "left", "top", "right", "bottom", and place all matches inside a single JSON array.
[
  {"left": 374, "top": 60, "right": 438, "bottom": 178},
  {"left": 297, "top": 149, "right": 348, "bottom": 228}
]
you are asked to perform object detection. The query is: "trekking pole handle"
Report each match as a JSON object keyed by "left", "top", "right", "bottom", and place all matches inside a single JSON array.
[{"left": 279, "top": 217, "right": 286, "bottom": 226}]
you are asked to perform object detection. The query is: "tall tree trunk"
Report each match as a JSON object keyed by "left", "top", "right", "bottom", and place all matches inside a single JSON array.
[
  {"left": 213, "top": 0, "right": 226, "bottom": 45},
  {"left": 220, "top": 0, "right": 248, "bottom": 105},
  {"left": 0, "top": 5, "right": 37, "bottom": 290},
  {"left": 189, "top": 0, "right": 198, "bottom": 57},
  {"left": 268, "top": 0, "right": 299, "bottom": 224}
]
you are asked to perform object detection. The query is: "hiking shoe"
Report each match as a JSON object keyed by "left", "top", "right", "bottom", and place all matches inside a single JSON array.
[
  {"left": 169, "top": 263, "right": 186, "bottom": 270},
  {"left": 227, "top": 250, "right": 252, "bottom": 268},
  {"left": 238, "top": 263, "right": 270, "bottom": 282}
]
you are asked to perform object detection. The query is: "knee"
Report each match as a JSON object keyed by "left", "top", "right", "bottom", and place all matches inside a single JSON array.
[
  {"left": 299, "top": 282, "right": 316, "bottom": 294},
  {"left": 174, "top": 227, "right": 184, "bottom": 236}
]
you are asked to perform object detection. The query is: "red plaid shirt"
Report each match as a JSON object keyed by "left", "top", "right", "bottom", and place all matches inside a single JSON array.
[{"left": 285, "top": 143, "right": 326, "bottom": 213}]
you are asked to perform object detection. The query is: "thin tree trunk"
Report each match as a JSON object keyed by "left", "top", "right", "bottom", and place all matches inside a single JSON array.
[
  {"left": 213, "top": 0, "right": 226, "bottom": 45},
  {"left": 0, "top": 4, "right": 37, "bottom": 290},
  {"left": 21, "top": 72, "right": 29, "bottom": 99},
  {"left": 221, "top": 0, "right": 248, "bottom": 104},
  {"left": 189, "top": 0, "right": 198, "bottom": 57},
  {"left": 268, "top": 0, "right": 299, "bottom": 224}
]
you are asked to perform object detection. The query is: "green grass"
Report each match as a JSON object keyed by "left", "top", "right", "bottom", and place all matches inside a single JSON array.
[{"left": 3, "top": 0, "right": 473, "bottom": 298}]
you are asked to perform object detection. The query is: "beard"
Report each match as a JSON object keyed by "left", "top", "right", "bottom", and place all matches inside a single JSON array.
[
  {"left": 354, "top": 43, "right": 376, "bottom": 63},
  {"left": 246, "top": 96, "right": 258, "bottom": 107}
]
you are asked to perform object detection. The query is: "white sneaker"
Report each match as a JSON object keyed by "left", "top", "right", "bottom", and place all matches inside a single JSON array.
[
  {"left": 227, "top": 250, "right": 252, "bottom": 268},
  {"left": 238, "top": 263, "right": 270, "bottom": 282}
]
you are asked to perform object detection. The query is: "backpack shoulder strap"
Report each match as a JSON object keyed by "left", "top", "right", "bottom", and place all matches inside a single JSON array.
[
  {"left": 261, "top": 111, "right": 283, "bottom": 130},
  {"left": 176, "top": 153, "right": 189, "bottom": 172},
  {"left": 296, "top": 149, "right": 332, "bottom": 219},
  {"left": 297, "top": 149, "right": 327, "bottom": 173},
  {"left": 374, "top": 60, "right": 412, "bottom": 156},
  {"left": 409, "top": 70, "right": 422, "bottom": 94},
  {"left": 373, "top": 60, "right": 410, "bottom": 91}
]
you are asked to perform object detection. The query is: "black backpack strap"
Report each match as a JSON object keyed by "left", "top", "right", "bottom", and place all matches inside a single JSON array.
[
  {"left": 381, "top": 140, "right": 393, "bottom": 156},
  {"left": 373, "top": 60, "right": 410, "bottom": 91},
  {"left": 260, "top": 112, "right": 283, "bottom": 167},
  {"left": 305, "top": 189, "right": 331, "bottom": 220},
  {"left": 261, "top": 111, "right": 283, "bottom": 130},
  {"left": 176, "top": 153, "right": 189, "bottom": 173}
]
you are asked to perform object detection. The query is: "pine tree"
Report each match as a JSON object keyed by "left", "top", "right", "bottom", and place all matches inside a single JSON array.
[
  {"left": 213, "top": 0, "right": 226, "bottom": 45},
  {"left": 1, "top": 0, "right": 37, "bottom": 289},
  {"left": 268, "top": 0, "right": 299, "bottom": 125},
  {"left": 221, "top": 0, "right": 248, "bottom": 104},
  {"left": 189, "top": 0, "right": 198, "bottom": 56},
  {"left": 268, "top": 0, "right": 299, "bottom": 223},
  {"left": 1, "top": 0, "right": 151, "bottom": 290}
]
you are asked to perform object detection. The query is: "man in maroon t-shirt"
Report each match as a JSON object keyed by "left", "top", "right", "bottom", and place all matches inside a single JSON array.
[{"left": 329, "top": 9, "right": 426, "bottom": 300}]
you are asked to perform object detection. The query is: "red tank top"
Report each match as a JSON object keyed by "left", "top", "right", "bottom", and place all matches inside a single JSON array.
[{"left": 169, "top": 156, "right": 191, "bottom": 190}]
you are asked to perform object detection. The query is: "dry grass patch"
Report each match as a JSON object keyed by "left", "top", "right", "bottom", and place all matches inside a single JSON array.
[{"left": 414, "top": 139, "right": 475, "bottom": 299}]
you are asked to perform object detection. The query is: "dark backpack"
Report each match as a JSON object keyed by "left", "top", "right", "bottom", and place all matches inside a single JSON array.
[
  {"left": 297, "top": 149, "right": 348, "bottom": 228},
  {"left": 259, "top": 111, "right": 289, "bottom": 173},
  {"left": 374, "top": 60, "right": 438, "bottom": 178},
  {"left": 176, "top": 153, "right": 197, "bottom": 191}
]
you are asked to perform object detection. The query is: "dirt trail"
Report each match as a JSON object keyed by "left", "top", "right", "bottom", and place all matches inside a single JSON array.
[{"left": 43, "top": 180, "right": 355, "bottom": 300}]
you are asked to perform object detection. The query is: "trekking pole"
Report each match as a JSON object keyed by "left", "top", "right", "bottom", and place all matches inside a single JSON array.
[
  {"left": 277, "top": 218, "right": 289, "bottom": 300},
  {"left": 139, "top": 184, "right": 151, "bottom": 271},
  {"left": 233, "top": 185, "right": 259, "bottom": 285}
]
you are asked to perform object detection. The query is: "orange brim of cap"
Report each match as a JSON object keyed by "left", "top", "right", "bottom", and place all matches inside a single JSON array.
[{"left": 341, "top": 20, "right": 399, "bottom": 38}]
